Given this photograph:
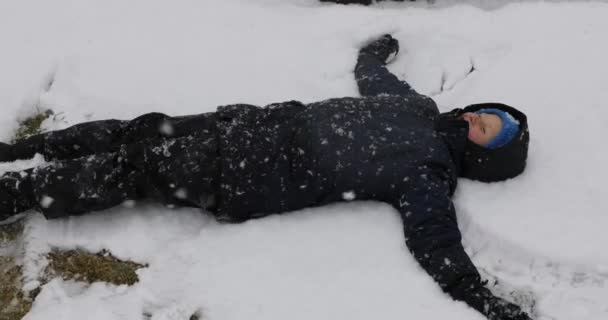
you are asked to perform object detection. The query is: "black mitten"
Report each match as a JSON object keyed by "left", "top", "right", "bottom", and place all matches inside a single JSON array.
[
  {"left": 359, "top": 34, "right": 400, "bottom": 63},
  {"left": 468, "top": 287, "right": 532, "bottom": 320}
]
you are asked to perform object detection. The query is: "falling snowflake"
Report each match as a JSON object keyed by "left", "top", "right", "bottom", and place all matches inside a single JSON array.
[
  {"left": 342, "top": 190, "right": 356, "bottom": 201},
  {"left": 40, "top": 196, "right": 54, "bottom": 208}
]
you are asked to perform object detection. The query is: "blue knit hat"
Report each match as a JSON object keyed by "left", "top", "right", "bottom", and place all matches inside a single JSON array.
[{"left": 476, "top": 108, "right": 520, "bottom": 149}]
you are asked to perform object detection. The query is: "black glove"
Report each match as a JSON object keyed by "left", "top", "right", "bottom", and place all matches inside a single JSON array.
[
  {"left": 359, "top": 34, "right": 399, "bottom": 64},
  {"left": 462, "top": 286, "right": 533, "bottom": 320}
]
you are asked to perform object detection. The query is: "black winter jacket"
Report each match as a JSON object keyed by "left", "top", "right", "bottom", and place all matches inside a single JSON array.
[{"left": 212, "top": 46, "right": 516, "bottom": 317}]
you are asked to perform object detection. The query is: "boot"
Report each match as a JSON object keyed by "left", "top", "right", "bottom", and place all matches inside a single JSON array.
[
  {"left": 0, "top": 142, "right": 14, "bottom": 163},
  {"left": 0, "top": 171, "right": 34, "bottom": 221}
]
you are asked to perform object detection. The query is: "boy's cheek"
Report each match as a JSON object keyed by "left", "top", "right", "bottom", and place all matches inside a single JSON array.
[
  {"left": 468, "top": 130, "right": 481, "bottom": 143},
  {"left": 467, "top": 129, "right": 475, "bottom": 140}
]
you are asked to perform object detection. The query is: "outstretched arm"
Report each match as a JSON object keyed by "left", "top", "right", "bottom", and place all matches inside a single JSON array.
[
  {"left": 391, "top": 172, "right": 532, "bottom": 320},
  {"left": 355, "top": 35, "right": 419, "bottom": 97}
]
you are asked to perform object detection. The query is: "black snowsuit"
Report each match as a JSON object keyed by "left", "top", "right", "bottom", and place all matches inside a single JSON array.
[{"left": 0, "top": 38, "right": 530, "bottom": 320}]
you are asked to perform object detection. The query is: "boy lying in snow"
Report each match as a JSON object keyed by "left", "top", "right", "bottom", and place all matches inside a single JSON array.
[{"left": 0, "top": 35, "right": 531, "bottom": 320}]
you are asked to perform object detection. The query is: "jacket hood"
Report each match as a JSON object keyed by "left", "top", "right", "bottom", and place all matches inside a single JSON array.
[{"left": 443, "top": 103, "right": 530, "bottom": 182}]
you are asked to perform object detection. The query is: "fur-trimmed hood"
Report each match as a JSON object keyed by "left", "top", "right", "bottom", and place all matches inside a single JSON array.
[{"left": 441, "top": 103, "right": 530, "bottom": 182}]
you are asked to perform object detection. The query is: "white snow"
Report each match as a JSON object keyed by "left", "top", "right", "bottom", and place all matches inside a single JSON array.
[{"left": 0, "top": 0, "right": 607, "bottom": 319}]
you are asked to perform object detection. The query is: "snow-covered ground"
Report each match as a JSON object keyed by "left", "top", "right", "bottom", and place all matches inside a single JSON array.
[{"left": 1, "top": 0, "right": 608, "bottom": 319}]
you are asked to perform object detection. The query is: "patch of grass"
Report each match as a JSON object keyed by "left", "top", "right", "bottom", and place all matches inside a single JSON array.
[
  {"left": 0, "top": 220, "right": 23, "bottom": 245},
  {"left": 0, "top": 258, "right": 32, "bottom": 320},
  {"left": 1, "top": 218, "right": 146, "bottom": 319},
  {"left": 11, "top": 109, "right": 53, "bottom": 143},
  {"left": 0, "top": 220, "right": 32, "bottom": 320},
  {"left": 46, "top": 249, "right": 147, "bottom": 286},
  {"left": 0, "top": 246, "right": 146, "bottom": 320}
]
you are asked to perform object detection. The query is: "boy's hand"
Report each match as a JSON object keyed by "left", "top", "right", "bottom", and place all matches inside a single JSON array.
[{"left": 359, "top": 34, "right": 399, "bottom": 64}]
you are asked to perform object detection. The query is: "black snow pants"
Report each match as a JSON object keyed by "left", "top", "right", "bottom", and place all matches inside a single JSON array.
[
  {"left": 4, "top": 112, "right": 220, "bottom": 219},
  {"left": 319, "top": 0, "right": 408, "bottom": 5}
]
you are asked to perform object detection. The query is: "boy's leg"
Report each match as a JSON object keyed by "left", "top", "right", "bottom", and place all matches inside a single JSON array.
[
  {"left": 0, "top": 152, "right": 137, "bottom": 221},
  {"left": 0, "top": 171, "right": 35, "bottom": 220},
  {"left": 121, "top": 130, "right": 219, "bottom": 211},
  {"left": 2, "top": 130, "right": 219, "bottom": 220},
  {"left": 319, "top": 0, "right": 374, "bottom": 4},
  {"left": 28, "top": 152, "right": 143, "bottom": 218},
  {"left": 0, "top": 142, "right": 13, "bottom": 162},
  {"left": 6, "top": 112, "right": 217, "bottom": 162},
  {"left": 9, "top": 119, "right": 128, "bottom": 161}
]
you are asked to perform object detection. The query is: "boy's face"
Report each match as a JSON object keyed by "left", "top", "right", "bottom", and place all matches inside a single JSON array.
[{"left": 460, "top": 112, "right": 503, "bottom": 146}]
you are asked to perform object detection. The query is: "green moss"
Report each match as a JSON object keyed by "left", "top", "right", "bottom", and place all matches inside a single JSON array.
[
  {"left": 46, "top": 249, "right": 146, "bottom": 286},
  {"left": 0, "top": 245, "right": 147, "bottom": 320},
  {"left": 11, "top": 110, "right": 53, "bottom": 143}
]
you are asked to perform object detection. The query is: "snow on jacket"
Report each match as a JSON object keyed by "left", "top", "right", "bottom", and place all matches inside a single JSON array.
[{"left": 210, "top": 49, "right": 502, "bottom": 314}]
